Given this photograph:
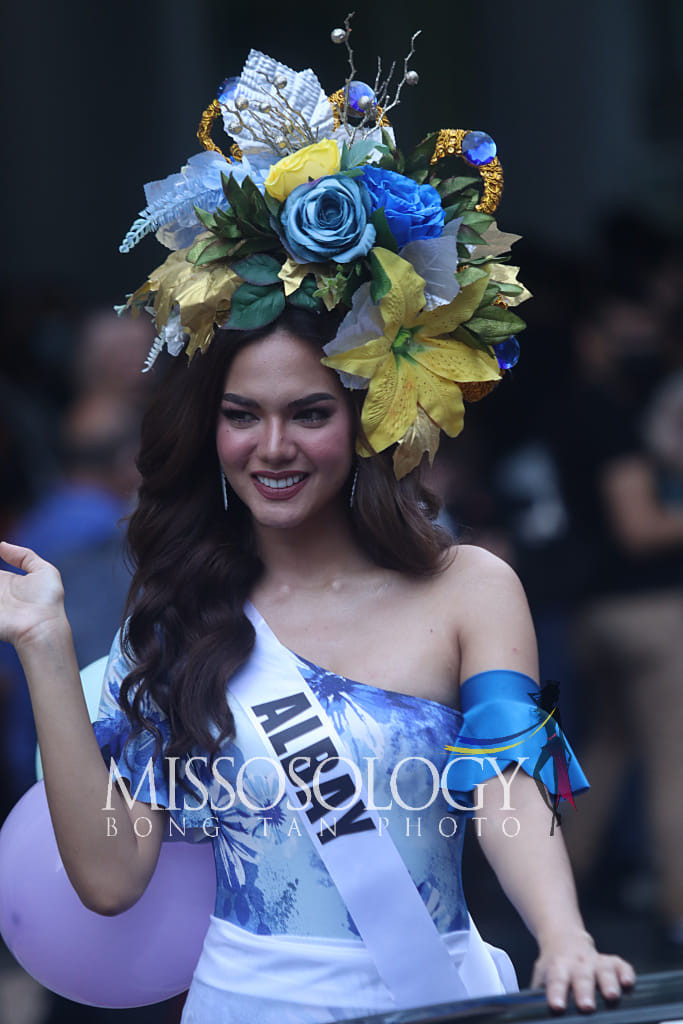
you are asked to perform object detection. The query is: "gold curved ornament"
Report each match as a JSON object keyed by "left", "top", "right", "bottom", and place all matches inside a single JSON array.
[
  {"left": 429, "top": 129, "right": 503, "bottom": 214},
  {"left": 328, "top": 89, "right": 391, "bottom": 130},
  {"left": 197, "top": 99, "right": 243, "bottom": 162},
  {"left": 197, "top": 99, "right": 225, "bottom": 157}
]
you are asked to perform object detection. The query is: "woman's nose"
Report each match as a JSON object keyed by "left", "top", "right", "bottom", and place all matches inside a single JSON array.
[{"left": 259, "top": 418, "right": 297, "bottom": 462}]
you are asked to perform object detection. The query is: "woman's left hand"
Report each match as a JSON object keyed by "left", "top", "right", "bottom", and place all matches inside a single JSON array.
[{"left": 532, "top": 929, "right": 636, "bottom": 1013}]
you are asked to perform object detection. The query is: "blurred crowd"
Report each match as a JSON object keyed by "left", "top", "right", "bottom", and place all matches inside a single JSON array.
[{"left": 0, "top": 212, "right": 682, "bottom": 1019}]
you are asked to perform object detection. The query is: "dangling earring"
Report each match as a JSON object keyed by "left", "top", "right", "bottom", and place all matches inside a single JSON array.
[
  {"left": 220, "top": 468, "right": 228, "bottom": 511},
  {"left": 349, "top": 466, "right": 358, "bottom": 509}
]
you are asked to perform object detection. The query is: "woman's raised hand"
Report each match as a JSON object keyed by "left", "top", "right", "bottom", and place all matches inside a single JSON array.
[{"left": 0, "top": 541, "right": 67, "bottom": 650}]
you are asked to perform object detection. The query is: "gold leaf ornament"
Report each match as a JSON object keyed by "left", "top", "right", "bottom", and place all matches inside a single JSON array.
[
  {"left": 487, "top": 264, "right": 533, "bottom": 307},
  {"left": 140, "top": 249, "right": 242, "bottom": 360}
]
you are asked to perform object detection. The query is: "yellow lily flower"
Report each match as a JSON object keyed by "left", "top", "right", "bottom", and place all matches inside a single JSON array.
[{"left": 321, "top": 248, "right": 501, "bottom": 472}]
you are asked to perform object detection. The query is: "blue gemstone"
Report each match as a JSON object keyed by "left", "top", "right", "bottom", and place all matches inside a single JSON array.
[
  {"left": 461, "top": 130, "right": 497, "bottom": 166},
  {"left": 494, "top": 336, "right": 520, "bottom": 370},
  {"left": 217, "top": 76, "right": 240, "bottom": 104},
  {"left": 347, "top": 81, "right": 376, "bottom": 114}
]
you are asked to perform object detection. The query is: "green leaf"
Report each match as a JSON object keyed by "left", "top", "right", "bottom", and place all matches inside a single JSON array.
[
  {"left": 497, "top": 282, "right": 524, "bottom": 296},
  {"left": 462, "top": 210, "right": 494, "bottom": 234},
  {"left": 214, "top": 206, "right": 237, "bottom": 229},
  {"left": 222, "top": 173, "right": 252, "bottom": 224},
  {"left": 452, "top": 324, "right": 493, "bottom": 354},
  {"left": 346, "top": 138, "right": 380, "bottom": 168},
  {"left": 230, "top": 253, "right": 282, "bottom": 285},
  {"left": 369, "top": 208, "right": 399, "bottom": 253},
  {"left": 193, "top": 206, "right": 217, "bottom": 231},
  {"left": 404, "top": 132, "right": 440, "bottom": 178},
  {"left": 225, "top": 283, "right": 286, "bottom": 330},
  {"left": 241, "top": 176, "right": 272, "bottom": 232},
  {"left": 445, "top": 194, "right": 479, "bottom": 217},
  {"left": 187, "top": 236, "right": 213, "bottom": 264},
  {"left": 379, "top": 129, "right": 401, "bottom": 169},
  {"left": 369, "top": 249, "right": 392, "bottom": 303},
  {"left": 342, "top": 266, "right": 369, "bottom": 308},
  {"left": 262, "top": 191, "right": 281, "bottom": 218},
  {"left": 287, "top": 276, "right": 323, "bottom": 312},
  {"left": 465, "top": 306, "right": 526, "bottom": 342},
  {"left": 457, "top": 224, "right": 487, "bottom": 246},
  {"left": 337, "top": 166, "right": 365, "bottom": 179},
  {"left": 193, "top": 237, "right": 245, "bottom": 266},
  {"left": 236, "top": 236, "right": 283, "bottom": 259},
  {"left": 455, "top": 266, "right": 489, "bottom": 290},
  {"left": 437, "top": 175, "right": 480, "bottom": 198},
  {"left": 314, "top": 265, "right": 351, "bottom": 308},
  {"left": 482, "top": 283, "right": 501, "bottom": 307}
]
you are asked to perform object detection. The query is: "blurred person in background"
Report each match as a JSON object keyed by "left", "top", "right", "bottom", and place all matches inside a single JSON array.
[
  {"left": 0, "top": 306, "right": 156, "bottom": 805},
  {"left": 548, "top": 280, "right": 683, "bottom": 961},
  {"left": 0, "top": 310, "right": 185, "bottom": 1021},
  {"left": 0, "top": 392, "right": 142, "bottom": 804},
  {"left": 76, "top": 308, "right": 157, "bottom": 411}
]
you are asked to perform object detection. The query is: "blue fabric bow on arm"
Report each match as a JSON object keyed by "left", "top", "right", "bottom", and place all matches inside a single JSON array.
[{"left": 443, "top": 670, "right": 589, "bottom": 807}]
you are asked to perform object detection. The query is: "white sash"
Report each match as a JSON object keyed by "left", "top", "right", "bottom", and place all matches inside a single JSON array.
[{"left": 227, "top": 601, "right": 472, "bottom": 1007}]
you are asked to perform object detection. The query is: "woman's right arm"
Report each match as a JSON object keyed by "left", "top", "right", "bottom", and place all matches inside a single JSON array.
[{"left": 0, "top": 541, "right": 165, "bottom": 915}]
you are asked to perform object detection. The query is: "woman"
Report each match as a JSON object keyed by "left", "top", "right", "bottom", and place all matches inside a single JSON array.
[
  {"left": 0, "top": 36, "right": 635, "bottom": 1022},
  {"left": 0, "top": 306, "right": 635, "bottom": 1021}
]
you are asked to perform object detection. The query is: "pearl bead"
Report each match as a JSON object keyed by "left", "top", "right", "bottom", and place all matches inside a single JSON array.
[
  {"left": 235, "top": 97, "right": 249, "bottom": 111},
  {"left": 273, "top": 74, "right": 288, "bottom": 89},
  {"left": 331, "top": 28, "right": 347, "bottom": 44},
  {"left": 228, "top": 121, "right": 241, "bottom": 134},
  {"left": 405, "top": 70, "right": 419, "bottom": 86}
]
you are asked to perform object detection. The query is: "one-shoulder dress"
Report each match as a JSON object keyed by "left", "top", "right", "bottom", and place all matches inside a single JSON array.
[{"left": 92, "top": 602, "right": 588, "bottom": 1024}]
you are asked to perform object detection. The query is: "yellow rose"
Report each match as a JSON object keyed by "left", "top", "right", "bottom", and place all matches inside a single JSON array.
[{"left": 264, "top": 140, "right": 341, "bottom": 202}]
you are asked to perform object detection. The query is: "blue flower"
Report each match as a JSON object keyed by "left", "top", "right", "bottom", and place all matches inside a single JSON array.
[
  {"left": 279, "top": 174, "right": 376, "bottom": 264},
  {"left": 360, "top": 166, "right": 445, "bottom": 248}
]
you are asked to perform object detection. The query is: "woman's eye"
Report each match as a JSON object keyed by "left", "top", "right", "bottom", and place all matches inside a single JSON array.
[
  {"left": 295, "top": 407, "right": 331, "bottom": 423},
  {"left": 221, "top": 408, "right": 256, "bottom": 424}
]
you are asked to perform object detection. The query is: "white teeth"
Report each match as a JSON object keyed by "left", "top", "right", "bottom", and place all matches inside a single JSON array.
[{"left": 255, "top": 474, "right": 306, "bottom": 489}]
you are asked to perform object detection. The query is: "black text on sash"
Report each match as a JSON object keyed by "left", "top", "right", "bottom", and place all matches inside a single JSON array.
[{"left": 251, "top": 691, "right": 375, "bottom": 845}]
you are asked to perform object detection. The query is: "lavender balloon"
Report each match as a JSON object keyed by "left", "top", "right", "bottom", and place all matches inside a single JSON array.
[{"left": 0, "top": 781, "right": 216, "bottom": 1007}]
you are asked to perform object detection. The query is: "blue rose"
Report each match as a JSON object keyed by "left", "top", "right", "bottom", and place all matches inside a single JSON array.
[
  {"left": 360, "top": 166, "right": 445, "bottom": 248},
  {"left": 279, "top": 174, "right": 376, "bottom": 264}
]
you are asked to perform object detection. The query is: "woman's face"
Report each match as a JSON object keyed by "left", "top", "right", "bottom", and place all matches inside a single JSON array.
[{"left": 216, "top": 330, "right": 355, "bottom": 531}]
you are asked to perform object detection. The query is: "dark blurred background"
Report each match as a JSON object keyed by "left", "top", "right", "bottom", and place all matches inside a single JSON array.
[{"left": 1, "top": 1, "right": 682, "bottom": 1020}]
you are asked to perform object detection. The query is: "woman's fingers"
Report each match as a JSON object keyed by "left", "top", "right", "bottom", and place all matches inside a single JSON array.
[
  {"left": 0, "top": 540, "right": 41, "bottom": 571},
  {"left": 540, "top": 960, "right": 572, "bottom": 1011},
  {"left": 534, "top": 951, "right": 636, "bottom": 1013},
  {"left": 0, "top": 541, "right": 66, "bottom": 647}
]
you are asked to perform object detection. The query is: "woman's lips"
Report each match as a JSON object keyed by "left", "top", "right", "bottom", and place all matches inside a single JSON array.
[{"left": 251, "top": 472, "right": 309, "bottom": 501}]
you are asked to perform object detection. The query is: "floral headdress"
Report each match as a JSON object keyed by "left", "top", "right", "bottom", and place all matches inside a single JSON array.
[{"left": 119, "top": 17, "right": 530, "bottom": 478}]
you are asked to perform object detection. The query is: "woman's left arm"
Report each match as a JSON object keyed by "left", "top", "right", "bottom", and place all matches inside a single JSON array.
[
  {"left": 478, "top": 770, "right": 635, "bottom": 1012},
  {"left": 450, "top": 545, "right": 636, "bottom": 1011}
]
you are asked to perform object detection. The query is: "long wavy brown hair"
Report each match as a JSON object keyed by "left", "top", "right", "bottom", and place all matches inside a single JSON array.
[{"left": 118, "top": 308, "right": 453, "bottom": 774}]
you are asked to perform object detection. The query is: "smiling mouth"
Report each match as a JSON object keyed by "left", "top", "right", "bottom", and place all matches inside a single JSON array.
[{"left": 253, "top": 473, "right": 308, "bottom": 490}]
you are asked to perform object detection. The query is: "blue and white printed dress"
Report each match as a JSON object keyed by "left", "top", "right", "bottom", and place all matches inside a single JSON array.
[{"left": 92, "top": 604, "right": 587, "bottom": 1023}]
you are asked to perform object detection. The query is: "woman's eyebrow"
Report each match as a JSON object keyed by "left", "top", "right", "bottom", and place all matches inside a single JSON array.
[
  {"left": 221, "top": 392, "right": 337, "bottom": 408},
  {"left": 288, "top": 392, "right": 337, "bottom": 408}
]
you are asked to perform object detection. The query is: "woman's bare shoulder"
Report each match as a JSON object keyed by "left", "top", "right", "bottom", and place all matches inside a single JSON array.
[
  {"left": 438, "top": 544, "right": 539, "bottom": 684},
  {"left": 438, "top": 542, "right": 522, "bottom": 589}
]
